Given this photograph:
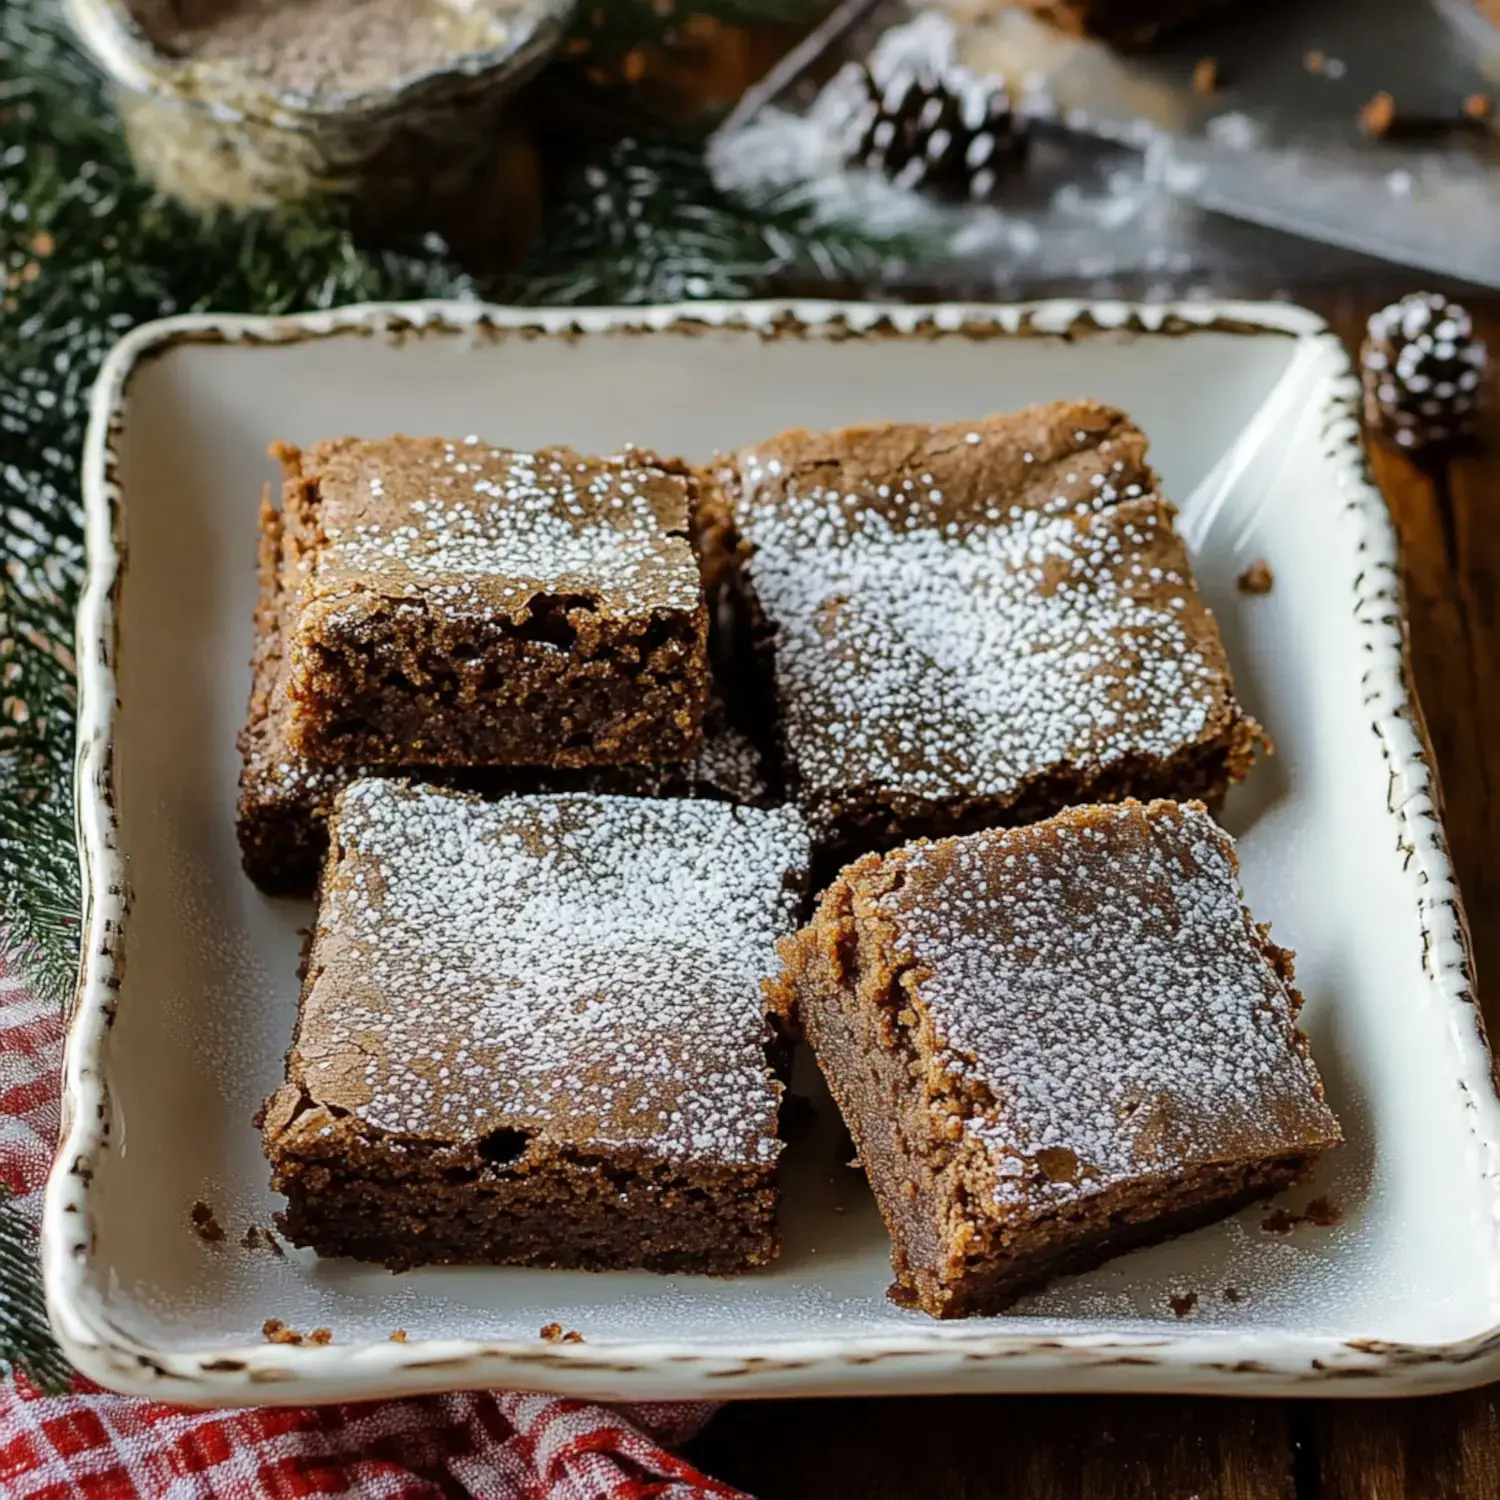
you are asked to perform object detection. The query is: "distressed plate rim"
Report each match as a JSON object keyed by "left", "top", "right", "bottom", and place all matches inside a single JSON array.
[{"left": 43, "top": 296, "right": 1500, "bottom": 1405}]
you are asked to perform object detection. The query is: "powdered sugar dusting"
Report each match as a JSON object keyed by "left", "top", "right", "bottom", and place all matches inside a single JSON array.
[
  {"left": 303, "top": 438, "right": 700, "bottom": 618},
  {"left": 296, "top": 783, "right": 809, "bottom": 1166},
  {"left": 730, "top": 432, "right": 1230, "bottom": 832},
  {"left": 876, "top": 803, "right": 1338, "bottom": 1207}
]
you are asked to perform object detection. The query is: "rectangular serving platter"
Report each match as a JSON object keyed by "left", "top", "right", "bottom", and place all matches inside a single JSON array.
[{"left": 44, "top": 298, "right": 1500, "bottom": 1406}]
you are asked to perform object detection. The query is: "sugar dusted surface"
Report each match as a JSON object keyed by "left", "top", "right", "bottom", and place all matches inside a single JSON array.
[
  {"left": 295, "top": 784, "right": 809, "bottom": 1166},
  {"left": 300, "top": 437, "right": 701, "bottom": 620},
  {"left": 868, "top": 803, "right": 1338, "bottom": 1207},
  {"left": 730, "top": 421, "right": 1233, "bottom": 827}
]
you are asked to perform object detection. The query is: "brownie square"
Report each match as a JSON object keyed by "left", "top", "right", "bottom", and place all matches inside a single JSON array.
[
  {"left": 276, "top": 436, "right": 709, "bottom": 768},
  {"left": 769, "top": 800, "right": 1340, "bottom": 1318},
  {"left": 712, "top": 401, "right": 1261, "bottom": 857},
  {"left": 262, "top": 782, "right": 810, "bottom": 1273},
  {"left": 239, "top": 502, "right": 768, "bottom": 896}
]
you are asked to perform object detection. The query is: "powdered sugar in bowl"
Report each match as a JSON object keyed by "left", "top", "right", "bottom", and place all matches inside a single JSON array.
[{"left": 64, "top": 0, "right": 572, "bottom": 224}]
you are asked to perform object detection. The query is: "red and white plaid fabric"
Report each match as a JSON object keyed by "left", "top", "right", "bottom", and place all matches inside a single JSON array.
[{"left": 0, "top": 958, "right": 747, "bottom": 1499}]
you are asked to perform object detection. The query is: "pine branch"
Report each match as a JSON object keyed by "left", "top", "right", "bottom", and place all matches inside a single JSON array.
[
  {"left": 0, "top": 0, "right": 473, "bottom": 1389},
  {"left": 504, "top": 134, "right": 930, "bottom": 304},
  {"left": 0, "top": 1192, "right": 71, "bottom": 1394}
]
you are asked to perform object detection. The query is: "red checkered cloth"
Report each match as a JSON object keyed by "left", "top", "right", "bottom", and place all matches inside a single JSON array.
[{"left": 0, "top": 958, "right": 747, "bottom": 1499}]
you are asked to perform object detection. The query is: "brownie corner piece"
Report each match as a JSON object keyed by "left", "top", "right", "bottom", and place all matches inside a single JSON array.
[
  {"left": 277, "top": 437, "right": 709, "bottom": 769},
  {"left": 776, "top": 799, "right": 1339, "bottom": 1318},
  {"left": 235, "top": 471, "right": 771, "bottom": 896},
  {"left": 718, "top": 404, "right": 1261, "bottom": 855},
  {"left": 263, "top": 782, "right": 811, "bottom": 1274}
]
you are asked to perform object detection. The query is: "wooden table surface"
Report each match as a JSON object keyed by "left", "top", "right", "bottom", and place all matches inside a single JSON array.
[{"left": 683, "top": 298, "right": 1500, "bottom": 1498}]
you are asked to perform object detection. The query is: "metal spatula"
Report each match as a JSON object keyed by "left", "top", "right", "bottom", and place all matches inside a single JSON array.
[{"left": 954, "top": 0, "right": 1500, "bottom": 286}]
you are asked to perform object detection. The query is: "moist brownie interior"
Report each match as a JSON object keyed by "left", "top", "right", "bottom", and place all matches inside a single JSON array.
[
  {"left": 277, "top": 436, "right": 710, "bottom": 769},
  {"left": 263, "top": 783, "right": 810, "bottom": 1273},
  {"left": 769, "top": 800, "right": 1340, "bottom": 1318},
  {"left": 239, "top": 500, "right": 769, "bottom": 896},
  {"left": 712, "top": 402, "right": 1262, "bottom": 860}
]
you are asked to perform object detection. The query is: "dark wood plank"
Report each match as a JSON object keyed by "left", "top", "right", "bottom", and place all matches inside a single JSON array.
[
  {"left": 1312, "top": 1392, "right": 1500, "bottom": 1500},
  {"left": 685, "top": 1396, "right": 1295, "bottom": 1500}
]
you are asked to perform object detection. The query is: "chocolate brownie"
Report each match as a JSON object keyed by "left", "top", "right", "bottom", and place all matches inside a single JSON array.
[
  {"left": 712, "top": 403, "right": 1261, "bottom": 857},
  {"left": 275, "top": 436, "right": 709, "bottom": 768},
  {"left": 263, "top": 783, "right": 810, "bottom": 1273},
  {"left": 1015, "top": 0, "right": 1240, "bottom": 45},
  {"left": 769, "top": 800, "right": 1340, "bottom": 1318},
  {"left": 239, "top": 501, "right": 768, "bottom": 895}
]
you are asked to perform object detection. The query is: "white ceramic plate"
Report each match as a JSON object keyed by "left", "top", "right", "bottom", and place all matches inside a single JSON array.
[{"left": 46, "top": 299, "right": 1500, "bottom": 1407}]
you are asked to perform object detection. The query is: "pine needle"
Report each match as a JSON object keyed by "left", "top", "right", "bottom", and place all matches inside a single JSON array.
[
  {"left": 504, "top": 135, "right": 932, "bottom": 304},
  {"left": 0, "top": 1192, "right": 71, "bottom": 1394},
  {"left": 0, "top": 0, "right": 472, "bottom": 1388}
]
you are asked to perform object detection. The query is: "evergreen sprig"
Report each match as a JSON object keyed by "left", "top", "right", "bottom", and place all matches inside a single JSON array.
[
  {"left": 0, "top": 0, "right": 473, "bottom": 1390},
  {"left": 506, "top": 134, "right": 922, "bottom": 303},
  {"left": 0, "top": 1188, "right": 71, "bottom": 1393}
]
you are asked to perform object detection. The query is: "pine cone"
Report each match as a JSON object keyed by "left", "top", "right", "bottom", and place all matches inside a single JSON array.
[
  {"left": 1361, "top": 292, "right": 1488, "bottom": 453},
  {"left": 841, "top": 62, "right": 1027, "bottom": 202}
]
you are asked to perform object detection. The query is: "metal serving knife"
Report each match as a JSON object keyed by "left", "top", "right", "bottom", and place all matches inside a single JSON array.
[{"left": 953, "top": 0, "right": 1500, "bottom": 287}]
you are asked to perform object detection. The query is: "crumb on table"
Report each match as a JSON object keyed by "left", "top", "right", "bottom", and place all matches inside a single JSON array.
[
  {"left": 1169, "top": 1291, "right": 1199, "bottom": 1318},
  {"left": 190, "top": 1200, "right": 224, "bottom": 1243},
  {"left": 389, "top": 1329, "right": 408, "bottom": 1342},
  {"left": 1237, "top": 558, "right": 1274, "bottom": 595},
  {"left": 1465, "top": 94, "right": 1493, "bottom": 123},
  {"left": 540, "top": 1323, "right": 585, "bottom": 1344},
  {"left": 1223, "top": 1286, "right": 1247, "bottom": 1304},
  {"left": 1193, "top": 57, "right": 1217, "bottom": 94},
  {"left": 1360, "top": 91, "right": 1396, "bottom": 139},
  {"left": 1304, "top": 50, "right": 1324, "bottom": 74},
  {"left": 262, "top": 1318, "right": 302, "bottom": 1345},
  {"left": 308, "top": 1328, "right": 333, "bottom": 1346}
]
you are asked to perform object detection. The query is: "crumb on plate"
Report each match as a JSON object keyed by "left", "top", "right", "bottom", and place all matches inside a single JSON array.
[
  {"left": 1360, "top": 91, "right": 1396, "bottom": 139},
  {"left": 1237, "top": 558, "right": 1274, "bottom": 595},
  {"left": 190, "top": 1200, "right": 224, "bottom": 1244}
]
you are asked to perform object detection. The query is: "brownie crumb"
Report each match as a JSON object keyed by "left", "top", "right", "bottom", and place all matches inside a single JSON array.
[
  {"left": 308, "top": 1328, "right": 333, "bottom": 1346},
  {"left": 1169, "top": 1291, "right": 1199, "bottom": 1318},
  {"left": 1237, "top": 558, "right": 1274, "bottom": 595},
  {"left": 1223, "top": 1286, "right": 1246, "bottom": 1304},
  {"left": 1303, "top": 1196, "right": 1341, "bottom": 1226},
  {"left": 1304, "top": 50, "right": 1325, "bottom": 74},
  {"left": 1262, "top": 1197, "right": 1340, "bottom": 1234},
  {"left": 389, "top": 1329, "right": 408, "bottom": 1342},
  {"left": 1465, "top": 94, "right": 1492, "bottom": 123},
  {"left": 540, "top": 1323, "right": 585, "bottom": 1344},
  {"left": 190, "top": 1201, "right": 225, "bottom": 1243},
  {"left": 242, "top": 1224, "right": 287, "bottom": 1257},
  {"left": 1193, "top": 58, "right": 1217, "bottom": 95},
  {"left": 262, "top": 1318, "right": 303, "bottom": 1345},
  {"left": 1361, "top": 91, "right": 1396, "bottom": 139}
]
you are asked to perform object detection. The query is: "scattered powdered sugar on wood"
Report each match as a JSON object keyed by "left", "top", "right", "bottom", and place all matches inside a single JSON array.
[
  {"left": 730, "top": 432, "right": 1228, "bottom": 830},
  {"left": 304, "top": 438, "right": 700, "bottom": 619},
  {"left": 874, "top": 803, "right": 1338, "bottom": 1207},
  {"left": 297, "top": 783, "right": 809, "bottom": 1165}
]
